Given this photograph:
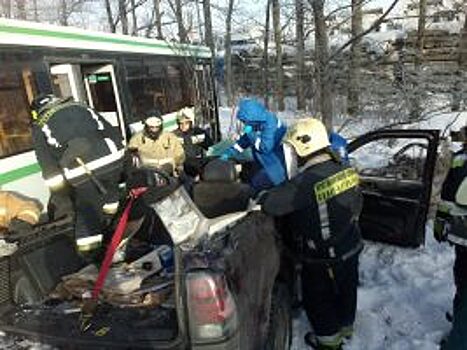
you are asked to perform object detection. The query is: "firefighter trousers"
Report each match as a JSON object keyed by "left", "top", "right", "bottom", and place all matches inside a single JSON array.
[{"left": 301, "top": 253, "right": 360, "bottom": 337}]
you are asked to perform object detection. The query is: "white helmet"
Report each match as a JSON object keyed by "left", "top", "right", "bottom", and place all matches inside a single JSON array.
[
  {"left": 145, "top": 116, "right": 163, "bottom": 128},
  {"left": 177, "top": 107, "right": 195, "bottom": 124},
  {"left": 285, "top": 118, "right": 330, "bottom": 157}
]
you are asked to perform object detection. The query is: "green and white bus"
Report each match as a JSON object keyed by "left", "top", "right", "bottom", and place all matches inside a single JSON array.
[{"left": 0, "top": 18, "right": 218, "bottom": 206}]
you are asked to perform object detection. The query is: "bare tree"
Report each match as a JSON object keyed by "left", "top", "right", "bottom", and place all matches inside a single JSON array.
[
  {"left": 171, "top": 0, "right": 187, "bottom": 42},
  {"left": 415, "top": 0, "right": 426, "bottom": 69},
  {"left": 225, "top": 0, "right": 235, "bottom": 106},
  {"left": 1, "top": 0, "right": 12, "bottom": 18},
  {"left": 130, "top": 0, "right": 138, "bottom": 35},
  {"left": 295, "top": 0, "right": 305, "bottom": 110},
  {"left": 59, "top": 0, "right": 69, "bottom": 25},
  {"left": 311, "top": 0, "right": 333, "bottom": 130},
  {"left": 452, "top": 8, "right": 467, "bottom": 110},
  {"left": 202, "top": 0, "right": 215, "bottom": 58},
  {"left": 410, "top": 0, "right": 426, "bottom": 119},
  {"left": 32, "top": 0, "right": 38, "bottom": 21},
  {"left": 15, "top": 0, "right": 26, "bottom": 19},
  {"left": 347, "top": 0, "right": 362, "bottom": 117},
  {"left": 153, "top": 0, "right": 163, "bottom": 39},
  {"left": 272, "top": 0, "right": 285, "bottom": 111},
  {"left": 119, "top": 0, "right": 129, "bottom": 34},
  {"left": 104, "top": 0, "right": 116, "bottom": 32},
  {"left": 263, "top": 0, "right": 271, "bottom": 108}
]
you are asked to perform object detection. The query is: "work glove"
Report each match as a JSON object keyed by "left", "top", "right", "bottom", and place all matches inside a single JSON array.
[{"left": 8, "top": 218, "right": 33, "bottom": 235}]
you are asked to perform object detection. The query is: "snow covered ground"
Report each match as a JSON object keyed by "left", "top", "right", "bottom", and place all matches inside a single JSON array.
[{"left": 291, "top": 226, "right": 455, "bottom": 350}]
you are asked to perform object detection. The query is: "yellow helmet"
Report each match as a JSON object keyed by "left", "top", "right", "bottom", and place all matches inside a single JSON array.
[{"left": 285, "top": 118, "right": 330, "bottom": 157}]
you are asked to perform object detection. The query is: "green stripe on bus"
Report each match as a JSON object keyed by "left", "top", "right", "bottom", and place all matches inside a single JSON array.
[
  {"left": 0, "top": 163, "right": 42, "bottom": 186},
  {"left": 0, "top": 24, "right": 211, "bottom": 57},
  {"left": 164, "top": 119, "right": 177, "bottom": 129}
]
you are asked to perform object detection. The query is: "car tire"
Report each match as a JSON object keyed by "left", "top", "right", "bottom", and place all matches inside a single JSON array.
[{"left": 264, "top": 283, "right": 292, "bottom": 350}]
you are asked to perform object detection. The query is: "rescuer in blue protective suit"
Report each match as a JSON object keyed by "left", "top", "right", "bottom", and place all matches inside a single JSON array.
[
  {"left": 221, "top": 99, "right": 287, "bottom": 191},
  {"left": 329, "top": 132, "right": 349, "bottom": 164}
]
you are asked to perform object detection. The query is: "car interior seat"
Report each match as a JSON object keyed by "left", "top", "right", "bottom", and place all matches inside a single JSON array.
[{"left": 193, "top": 159, "right": 252, "bottom": 218}]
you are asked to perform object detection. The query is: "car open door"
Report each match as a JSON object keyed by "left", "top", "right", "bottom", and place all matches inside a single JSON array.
[{"left": 348, "top": 130, "right": 439, "bottom": 247}]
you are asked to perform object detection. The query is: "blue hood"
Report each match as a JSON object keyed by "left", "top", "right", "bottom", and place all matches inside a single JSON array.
[{"left": 236, "top": 99, "right": 274, "bottom": 124}]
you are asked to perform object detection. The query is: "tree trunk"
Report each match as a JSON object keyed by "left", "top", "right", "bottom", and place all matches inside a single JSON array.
[
  {"left": 452, "top": 8, "right": 467, "bottom": 111},
  {"left": 104, "top": 0, "right": 116, "bottom": 33},
  {"left": 225, "top": 0, "right": 234, "bottom": 106},
  {"left": 409, "top": 0, "right": 426, "bottom": 119},
  {"left": 119, "top": 0, "right": 129, "bottom": 34},
  {"left": 295, "top": 0, "right": 305, "bottom": 110},
  {"left": 153, "top": 0, "right": 163, "bottom": 39},
  {"left": 32, "top": 0, "right": 38, "bottom": 21},
  {"left": 272, "top": 0, "right": 284, "bottom": 111},
  {"left": 1, "top": 0, "right": 12, "bottom": 18},
  {"left": 263, "top": 0, "right": 271, "bottom": 108},
  {"left": 131, "top": 0, "right": 138, "bottom": 35},
  {"left": 347, "top": 0, "right": 362, "bottom": 117},
  {"left": 15, "top": 0, "right": 26, "bottom": 19},
  {"left": 174, "top": 0, "right": 187, "bottom": 42},
  {"left": 202, "top": 0, "right": 215, "bottom": 58},
  {"left": 312, "top": 0, "right": 333, "bottom": 130},
  {"left": 59, "top": 0, "right": 68, "bottom": 26}
]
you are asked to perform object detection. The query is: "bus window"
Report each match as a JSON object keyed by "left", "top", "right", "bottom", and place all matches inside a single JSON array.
[
  {"left": 123, "top": 57, "right": 195, "bottom": 125},
  {"left": 0, "top": 66, "right": 37, "bottom": 157}
]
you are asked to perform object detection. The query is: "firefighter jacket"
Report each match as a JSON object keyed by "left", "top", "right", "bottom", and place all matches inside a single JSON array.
[
  {"left": 261, "top": 154, "right": 363, "bottom": 262},
  {"left": 173, "top": 127, "right": 213, "bottom": 159},
  {"left": 436, "top": 148, "right": 467, "bottom": 246},
  {"left": 31, "top": 101, "right": 124, "bottom": 191},
  {"left": 128, "top": 130, "right": 185, "bottom": 170},
  {"left": 0, "top": 191, "right": 42, "bottom": 228},
  {"left": 227, "top": 99, "right": 287, "bottom": 186}
]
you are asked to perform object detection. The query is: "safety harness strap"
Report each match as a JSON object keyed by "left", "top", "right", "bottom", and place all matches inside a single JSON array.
[{"left": 91, "top": 187, "right": 148, "bottom": 300}]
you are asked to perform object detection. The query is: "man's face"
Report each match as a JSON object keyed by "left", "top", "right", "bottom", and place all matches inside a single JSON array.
[
  {"left": 178, "top": 120, "right": 191, "bottom": 132},
  {"left": 145, "top": 124, "right": 162, "bottom": 139}
]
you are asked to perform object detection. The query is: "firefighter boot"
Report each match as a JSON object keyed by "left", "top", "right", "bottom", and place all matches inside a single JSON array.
[{"left": 304, "top": 332, "right": 343, "bottom": 350}]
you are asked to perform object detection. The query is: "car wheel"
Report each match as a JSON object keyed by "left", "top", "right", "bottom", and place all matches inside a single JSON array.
[{"left": 264, "top": 283, "right": 292, "bottom": 350}]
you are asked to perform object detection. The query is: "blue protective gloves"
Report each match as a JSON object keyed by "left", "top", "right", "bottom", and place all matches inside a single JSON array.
[
  {"left": 243, "top": 124, "right": 254, "bottom": 135},
  {"left": 220, "top": 147, "right": 236, "bottom": 161}
]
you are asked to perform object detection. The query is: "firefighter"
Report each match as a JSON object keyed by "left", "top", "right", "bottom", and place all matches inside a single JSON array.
[
  {"left": 0, "top": 191, "right": 42, "bottom": 233},
  {"left": 128, "top": 112, "right": 185, "bottom": 174},
  {"left": 260, "top": 118, "right": 363, "bottom": 350},
  {"left": 30, "top": 94, "right": 124, "bottom": 260},
  {"left": 173, "top": 107, "right": 213, "bottom": 177},
  {"left": 221, "top": 98, "right": 287, "bottom": 191},
  {"left": 435, "top": 125, "right": 467, "bottom": 349}
]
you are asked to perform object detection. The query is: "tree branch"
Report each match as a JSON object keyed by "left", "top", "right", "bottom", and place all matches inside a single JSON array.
[{"left": 328, "top": 0, "right": 400, "bottom": 62}]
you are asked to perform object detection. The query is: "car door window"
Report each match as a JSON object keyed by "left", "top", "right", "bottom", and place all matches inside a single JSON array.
[
  {"left": 351, "top": 138, "right": 428, "bottom": 182},
  {"left": 348, "top": 130, "right": 439, "bottom": 247}
]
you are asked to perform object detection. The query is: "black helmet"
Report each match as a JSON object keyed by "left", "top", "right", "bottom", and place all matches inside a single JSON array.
[{"left": 30, "top": 94, "right": 61, "bottom": 119}]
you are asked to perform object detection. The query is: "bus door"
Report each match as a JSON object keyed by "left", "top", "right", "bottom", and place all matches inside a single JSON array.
[
  {"left": 50, "top": 64, "right": 87, "bottom": 102},
  {"left": 83, "top": 65, "right": 126, "bottom": 141}
]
